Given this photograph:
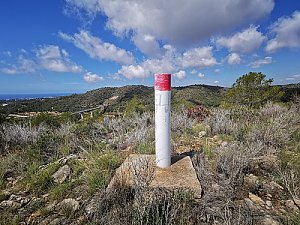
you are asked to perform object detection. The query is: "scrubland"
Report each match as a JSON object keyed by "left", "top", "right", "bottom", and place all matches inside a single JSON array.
[{"left": 0, "top": 99, "right": 299, "bottom": 224}]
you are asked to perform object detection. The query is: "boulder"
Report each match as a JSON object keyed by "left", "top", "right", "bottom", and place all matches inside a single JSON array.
[
  {"left": 52, "top": 165, "right": 71, "bottom": 184},
  {"left": 59, "top": 198, "right": 80, "bottom": 211},
  {"left": 249, "top": 192, "right": 265, "bottom": 206},
  {"left": 244, "top": 174, "right": 259, "bottom": 188},
  {"left": 0, "top": 200, "right": 22, "bottom": 210},
  {"left": 286, "top": 200, "right": 300, "bottom": 212}
]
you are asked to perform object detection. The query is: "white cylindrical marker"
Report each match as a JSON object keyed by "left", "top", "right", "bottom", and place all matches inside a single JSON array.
[{"left": 155, "top": 73, "right": 171, "bottom": 168}]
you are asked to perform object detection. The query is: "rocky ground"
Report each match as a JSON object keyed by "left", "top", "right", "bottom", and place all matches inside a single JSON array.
[{"left": 0, "top": 103, "right": 300, "bottom": 224}]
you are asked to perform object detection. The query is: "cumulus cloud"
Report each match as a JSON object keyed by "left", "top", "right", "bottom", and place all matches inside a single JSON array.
[
  {"left": 65, "top": 0, "right": 274, "bottom": 49},
  {"left": 180, "top": 47, "right": 217, "bottom": 68},
  {"left": 191, "top": 69, "right": 197, "bottom": 75},
  {"left": 198, "top": 73, "right": 205, "bottom": 78},
  {"left": 266, "top": 11, "right": 300, "bottom": 53},
  {"left": 173, "top": 70, "right": 186, "bottom": 79},
  {"left": 83, "top": 72, "right": 104, "bottom": 83},
  {"left": 0, "top": 67, "right": 18, "bottom": 75},
  {"left": 59, "top": 30, "right": 134, "bottom": 65},
  {"left": 227, "top": 53, "right": 241, "bottom": 65},
  {"left": 132, "top": 34, "right": 162, "bottom": 57},
  {"left": 1, "top": 56, "right": 37, "bottom": 74},
  {"left": 250, "top": 56, "right": 273, "bottom": 68},
  {"left": 3, "top": 51, "right": 12, "bottom": 57},
  {"left": 118, "top": 65, "right": 149, "bottom": 79},
  {"left": 0, "top": 45, "right": 83, "bottom": 74},
  {"left": 117, "top": 45, "right": 217, "bottom": 79},
  {"left": 216, "top": 26, "right": 266, "bottom": 53},
  {"left": 36, "top": 45, "right": 83, "bottom": 73}
]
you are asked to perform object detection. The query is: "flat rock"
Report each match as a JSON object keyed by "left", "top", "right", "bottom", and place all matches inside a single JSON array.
[
  {"left": 294, "top": 198, "right": 300, "bottom": 207},
  {"left": 107, "top": 154, "right": 201, "bottom": 198},
  {"left": 249, "top": 192, "right": 265, "bottom": 206},
  {"left": 52, "top": 165, "right": 71, "bottom": 184},
  {"left": 59, "top": 198, "right": 80, "bottom": 211},
  {"left": 286, "top": 199, "right": 300, "bottom": 212},
  {"left": 0, "top": 200, "right": 22, "bottom": 209}
]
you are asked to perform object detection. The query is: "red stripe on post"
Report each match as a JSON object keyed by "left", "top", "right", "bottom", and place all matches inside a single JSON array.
[{"left": 154, "top": 74, "right": 171, "bottom": 91}]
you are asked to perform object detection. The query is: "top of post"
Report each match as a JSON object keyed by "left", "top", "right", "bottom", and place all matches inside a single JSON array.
[{"left": 154, "top": 73, "right": 171, "bottom": 91}]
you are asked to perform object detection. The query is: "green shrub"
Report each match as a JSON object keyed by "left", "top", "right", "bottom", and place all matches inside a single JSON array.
[
  {"left": 49, "top": 181, "right": 74, "bottom": 201},
  {"left": 31, "top": 113, "right": 61, "bottom": 127},
  {"left": 123, "top": 95, "right": 145, "bottom": 118},
  {"left": 225, "top": 72, "right": 284, "bottom": 108},
  {"left": 23, "top": 162, "right": 61, "bottom": 195},
  {"left": 83, "top": 151, "right": 123, "bottom": 194},
  {"left": 29, "top": 132, "right": 62, "bottom": 163},
  {"left": 289, "top": 213, "right": 300, "bottom": 225}
]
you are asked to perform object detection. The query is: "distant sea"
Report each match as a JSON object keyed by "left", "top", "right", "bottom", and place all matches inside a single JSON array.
[{"left": 0, "top": 93, "right": 73, "bottom": 100}]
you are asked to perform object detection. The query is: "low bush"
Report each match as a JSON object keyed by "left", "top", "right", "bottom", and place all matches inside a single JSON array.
[{"left": 83, "top": 150, "right": 123, "bottom": 194}]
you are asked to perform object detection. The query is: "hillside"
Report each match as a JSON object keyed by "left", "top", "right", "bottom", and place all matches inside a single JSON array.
[
  {"left": 1, "top": 83, "right": 299, "bottom": 115},
  {"left": 0, "top": 101, "right": 299, "bottom": 224},
  {"left": 0, "top": 84, "right": 226, "bottom": 114}
]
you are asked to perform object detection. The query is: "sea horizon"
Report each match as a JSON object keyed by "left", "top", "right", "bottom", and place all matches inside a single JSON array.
[{"left": 0, "top": 93, "right": 74, "bottom": 101}]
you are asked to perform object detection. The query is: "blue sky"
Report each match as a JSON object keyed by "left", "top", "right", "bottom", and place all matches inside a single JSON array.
[{"left": 0, "top": 0, "right": 300, "bottom": 94}]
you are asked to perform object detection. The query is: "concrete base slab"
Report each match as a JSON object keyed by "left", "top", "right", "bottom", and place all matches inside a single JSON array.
[{"left": 107, "top": 154, "right": 201, "bottom": 198}]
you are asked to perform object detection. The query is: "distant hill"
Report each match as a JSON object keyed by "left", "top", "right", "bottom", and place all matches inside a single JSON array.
[
  {"left": 277, "top": 83, "right": 300, "bottom": 102},
  {"left": 0, "top": 84, "right": 226, "bottom": 114},
  {"left": 1, "top": 83, "right": 299, "bottom": 114}
]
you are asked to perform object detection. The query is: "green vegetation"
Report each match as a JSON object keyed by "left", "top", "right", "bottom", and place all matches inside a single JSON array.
[
  {"left": 123, "top": 95, "right": 145, "bottom": 117},
  {"left": 0, "top": 74, "right": 300, "bottom": 224},
  {"left": 83, "top": 150, "right": 123, "bottom": 193},
  {"left": 23, "top": 162, "right": 61, "bottom": 195},
  {"left": 225, "top": 72, "right": 284, "bottom": 108}
]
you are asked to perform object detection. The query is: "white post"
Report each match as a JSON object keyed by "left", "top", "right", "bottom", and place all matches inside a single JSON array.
[{"left": 155, "top": 73, "right": 171, "bottom": 168}]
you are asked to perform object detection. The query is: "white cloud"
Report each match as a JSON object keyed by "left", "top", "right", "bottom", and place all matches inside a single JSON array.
[
  {"left": 59, "top": 30, "right": 134, "bottom": 65},
  {"left": 117, "top": 45, "right": 175, "bottom": 79},
  {"left": 180, "top": 46, "right": 217, "bottom": 68},
  {"left": 0, "top": 56, "right": 37, "bottom": 74},
  {"left": 216, "top": 26, "right": 266, "bottom": 53},
  {"left": 118, "top": 65, "right": 149, "bottom": 79},
  {"left": 17, "top": 56, "right": 37, "bottom": 73},
  {"left": 132, "top": 34, "right": 162, "bottom": 57},
  {"left": 36, "top": 45, "right": 83, "bottom": 73},
  {"left": 3, "top": 51, "right": 12, "bottom": 57},
  {"left": 117, "top": 45, "right": 217, "bottom": 79},
  {"left": 0, "top": 67, "right": 18, "bottom": 75},
  {"left": 83, "top": 72, "right": 104, "bottom": 83},
  {"left": 266, "top": 11, "right": 300, "bottom": 53},
  {"left": 65, "top": 0, "right": 274, "bottom": 50},
  {"left": 0, "top": 45, "right": 83, "bottom": 74},
  {"left": 174, "top": 70, "right": 186, "bottom": 79},
  {"left": 191, "top": 69, "right": 197, "bottom": 75},
  {"left": 198, "top": 73, "right": 205, "bottom": 78},
  {"left": 227, "top": 53, "right": 241, "bottom": 65},
  {"left": 143, "top": 58, "right": 176, "bottom": 75},
  {"left": 214, "top": 80, "right": 220, "bottom": 84},
  {"left": 214, "top": 69, "right": 221, "bottom": 73},
  {"left": 250, "top": 56, "right": 273, "bottom": 68}
]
